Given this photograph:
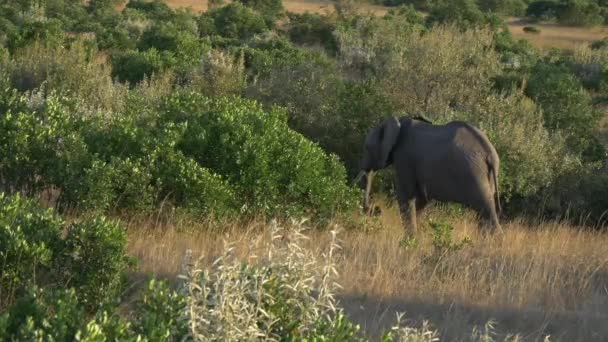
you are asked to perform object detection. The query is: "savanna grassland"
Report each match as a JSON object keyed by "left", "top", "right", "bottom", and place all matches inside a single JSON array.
[
  {"left": 126, "top": 204, "right": 608, "bottom": 341},
  {"left": 1, "top": 0, "right": 608, "bottom": 340}
]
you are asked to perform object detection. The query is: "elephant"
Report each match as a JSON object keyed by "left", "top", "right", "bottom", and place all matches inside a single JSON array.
[{"left": 358, "top": 115, "right": 502, "bottom": 235}]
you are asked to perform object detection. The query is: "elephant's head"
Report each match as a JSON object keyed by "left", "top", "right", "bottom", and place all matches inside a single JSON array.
[{"left": 358, "top": 116, "right": 402, "bottom": 214}]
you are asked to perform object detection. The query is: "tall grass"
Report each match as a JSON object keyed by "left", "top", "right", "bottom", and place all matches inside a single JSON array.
[{"left": 126, "top": 203, "right": 608, "bottom": 341}]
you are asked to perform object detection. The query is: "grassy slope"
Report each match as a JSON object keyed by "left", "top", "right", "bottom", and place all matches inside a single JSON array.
[{"left": 127, "top": 201, "right": 608, "bottom": 340}]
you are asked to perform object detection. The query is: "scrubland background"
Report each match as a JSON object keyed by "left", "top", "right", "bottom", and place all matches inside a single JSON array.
[{"left": 1, "top": 0, "right": 608, "bottom": 340}]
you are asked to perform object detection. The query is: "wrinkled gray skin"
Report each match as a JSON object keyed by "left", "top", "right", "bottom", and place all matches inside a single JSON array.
[{"left": 359, "top": 116, "right": 502, "bottom": 235}]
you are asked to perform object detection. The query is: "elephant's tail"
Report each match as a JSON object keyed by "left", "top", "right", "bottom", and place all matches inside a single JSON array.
[{"left": 489, "top": 163, "right": 501, "bottom": 215}]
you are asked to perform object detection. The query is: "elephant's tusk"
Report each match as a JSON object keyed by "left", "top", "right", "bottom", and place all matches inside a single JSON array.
[
  {"left": 364, "top": 170, "right": 375, "bottom": 216},
  {"left": 353, "top": 170, "right": 365, "bottom": 185}
]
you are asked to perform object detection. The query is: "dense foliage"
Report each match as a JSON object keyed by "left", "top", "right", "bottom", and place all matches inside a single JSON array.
[
  {"left": 376, "top": 0, "right": 608, "bottom": 26},
  {"left": 0, "top": 0, "right": 607, "bottom": 338},
  {"left": 0, "top": 0, "right": 606, "bottom": 222},
  {"left": 0, "top": 194, "right": 131, "bottom": 311}
]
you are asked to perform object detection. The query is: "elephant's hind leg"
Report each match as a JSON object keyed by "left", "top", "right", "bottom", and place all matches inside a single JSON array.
[{"left": 472, "top": 195, "right": 502, "bottom": 234}]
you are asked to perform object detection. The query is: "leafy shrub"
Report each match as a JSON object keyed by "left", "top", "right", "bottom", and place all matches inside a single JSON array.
[
  {"left": 0, "top": 288, "right": 134, "bottom": 341},
  {"left": 429, "top": 220, "right": 472, "bottom": 253},
  {"left": 526, "top": 62, "right": 603, "bottom": 160},
  {"left": 243, "top": 36, "right": 395, "bottom": 175},
  {"left": 111, "top": 48, "right": 173, "bottom": 85},
  {"left": 526, "top": 0, "right": 562, "bottom": 20},
  {"left": 591, "top": 38, "right": 608, "bottom": 50},
  {"left": 241, "top": 34, "right": 333, "bottom": 76},
  {"left": 183, "top": 221, "right": 362, "bottom": 340},
  {"left": 151, "top": 148, "right": 238, "bottom": 218},
  {"left": 1, "top": 86, "right": 354, "bottom": 220},
  {"left": 54, "top": 217, "right": 132, "bottom": 310},
  {"left": 478, "top": 0, "right": 528, "bottom": 16},
  {"left": 526, "top": 0, "right": 604, "bottom": 26},
  {"left": 125, "top": 0, "right": 175, "bottom": 21},
  {"left": 427, "top": 0, "right": 500, "bottom": 29},
  {"left": 76, "top": 157, "right": 155, "bottom": 212},
  {"left": 557, "top": 0, "right": 604, "bottom": 27},
  {"left": 133, "top": 279, "right": 188, "bottom": 340},
  {"left": 236, "top": 0, "right": 284, "bottom": 26},
  {"left": 199, "top": 3, "right": 269, "bottom": 40},
  {"left": 0, "top": 194, "right": 63, "bottom": 305},
  {"left": 0, "top": 93, "right": 90, "bottom": 198},
  {"left": 569, "top": 44, "right": 608, "bottom": 90},
  {"left": 163, "top": 93, "right": 358, "bottom": 219},
  {"left": 137, "top": 21, "right": 207, "bottom": 75},
  {"left": 187, "top": 49, "right": 246, "bottom": 97},
  {"left": 3, "top": 39, "right": 126, "bottom": 111},
  {"left": 523, "top": 25, "right": 541, "bottom": 33},
  {"left": 345, "top": 25, "right": 500, "bottom": 116},
  {"left": 75, "top": 97, "right": 238, "bottom": 217},
  {"left": 380, "top": 0, "right": 431, "bottom": 10},
  {"left": 334, "top": 12, "right": 424, "bottom": 78},
  {"left": 18, "top": 18, "right": 66, "bottom": 49},
  {"left": 287, "top": 12, "right": 337, "bottom": 52},
  {"left": 541, "top": 169, "right": 608, "bottom": 226},
  {"left": 0, "top": 193, "right": 132, "bottom": 311},
  {"left": 459, "top": 94, "right": 580, "bottom": 204}
]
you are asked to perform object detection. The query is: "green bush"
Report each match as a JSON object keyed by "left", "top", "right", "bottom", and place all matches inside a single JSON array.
[
  {"left": 453, "top": 92, "right": 580, "bottom": 206},
  {"left": 0, "top": 193, "right": 132, "bottom": 310},
  {"left": 54, "top": 217, "right": 132, "bottom": 310},
  {"left": 427, "top": 0, "right": 499, "bottom": 29},
  {"left": 478, "top": 0, "right": 528, "bottom": 16},
  {"left": 3, "top": 40, "right": 125, "bottom": 111},
  {"left": 380, "top": 0, "right": 430, "bottom": 9},
  {"left": 526, "top": 62, "right": 603, "bottom": 160},
  {"left": 287, "top": 12, "right": 337, "bottom": 52},
  {"left": 541, "top": 169, "right": 608, "bottom": 226},
  {"left": 558, "top": 0, "right": 604, "bottom": 27},
  {"left": 111, "top": 48, "right": 173, "bottom": 84},
  {"left": 236, "top": 0, "right": 284, "bottom": 26},
  {"left": 137, "top": 21, "right": 207, "bottom": 74},
  {"left": 1, "top": 85, "right": 356, "bottom": 220},
  {"left": 75, "top": 157, "right": 156, "bottom": 212},
  {"left": 133, "top": 279, "right": 188, "bottom": 341},
  {"left": 592, "top": 38, "right": 608, "bottom": 50},
  {"left": 526, "top": 0, "right": 605, "bottom": 26},
  {"left": 0, "top": 194, "right": 63, "bottom": 305},
  {"left": 163, "top": 92, "right": 358, "bottom": 219},
  {"left": 0, "top": 288, "right": 134, "bottom": 341},
  {"left": 0, "top": 93, "right": 90, "bottom": 198},
  {"left": 526, "top": 0, "right": 562, "bottom": 20},
  {"left": 199, "top": 3, "right": 269, "bottom": 40},
  {"left": 125, "top": 0, "right": 175, "bottom": 21},
  {"left": 151, "top": 148, "right": 238, "bottom": 217}
]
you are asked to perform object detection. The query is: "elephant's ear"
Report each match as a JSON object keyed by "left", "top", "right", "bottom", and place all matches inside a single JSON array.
[{"left": 379, "top": 116, "right": 401, "bottom": 168}]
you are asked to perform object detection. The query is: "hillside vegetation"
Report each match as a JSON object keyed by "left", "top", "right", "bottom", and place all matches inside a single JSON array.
[{"left": 0, "top": 0, "right": 607, "bottom": 340}]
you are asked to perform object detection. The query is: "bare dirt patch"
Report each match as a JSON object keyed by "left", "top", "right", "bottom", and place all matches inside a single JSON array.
[{"left": 506, "top": 18, "right": 608, "bottom": 50}]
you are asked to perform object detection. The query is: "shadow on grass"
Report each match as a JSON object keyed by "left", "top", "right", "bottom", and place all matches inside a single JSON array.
[{"left": 340, "top": 293, "right": 608, "bottom": 341}]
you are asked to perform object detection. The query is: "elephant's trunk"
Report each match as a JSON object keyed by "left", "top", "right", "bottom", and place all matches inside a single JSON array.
[{"left": 363, "top": 170, "right": 375, "bottom": 216}]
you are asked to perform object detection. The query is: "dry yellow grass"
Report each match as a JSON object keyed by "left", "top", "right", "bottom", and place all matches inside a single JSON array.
[{"left": 126, "top": 203, "right": 608, "bottom": 340}]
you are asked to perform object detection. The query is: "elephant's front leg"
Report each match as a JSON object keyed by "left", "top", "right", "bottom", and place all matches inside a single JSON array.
[
  {"left": 407, "top": 198, "right": 417, "bottom": 235},
  {"left": 396, "top": 188, "right": 418, "bottom": 237}
]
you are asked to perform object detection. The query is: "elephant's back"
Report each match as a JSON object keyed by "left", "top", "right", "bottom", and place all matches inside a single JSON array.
[{"left": 446, "top": 121, "right": 499, "bottom": 163}]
